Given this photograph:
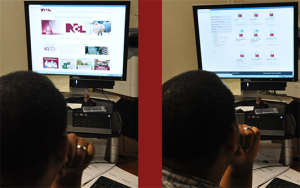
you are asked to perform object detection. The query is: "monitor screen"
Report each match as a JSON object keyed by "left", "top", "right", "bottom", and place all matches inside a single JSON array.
[
  {"left": 193, "top": 2, "right": 298, "bottom": 82},
  {"left": 24, "top": 1, "right": 130, "bottom": 81}
]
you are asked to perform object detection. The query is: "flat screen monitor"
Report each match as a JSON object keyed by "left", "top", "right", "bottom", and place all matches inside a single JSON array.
[
  {"left": 193, "top": 2, "right": 298, "bottom": 90},
  {"left": 24, "top": 1, "right": 130, "bottom": 88}
]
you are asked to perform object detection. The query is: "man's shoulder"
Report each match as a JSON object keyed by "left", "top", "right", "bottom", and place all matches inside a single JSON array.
[{"left": 162, "top": 165, "right": 220, "bottom": 188}]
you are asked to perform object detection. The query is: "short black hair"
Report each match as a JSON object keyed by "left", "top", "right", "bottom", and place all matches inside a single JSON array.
[
  {"left": 0, "top": 71, "right": 67, "bottom": 186},
  {"left": 162, "top": 70, "right": 236, "bottom": 169}
]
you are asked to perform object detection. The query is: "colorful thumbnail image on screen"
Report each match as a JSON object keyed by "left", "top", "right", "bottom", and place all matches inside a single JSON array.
[
  {"left": 94, "top": 59, "right": 110, "bottom": 71},
  {"left": 85, "top": 46, "right": 109, "bottom": 55}
]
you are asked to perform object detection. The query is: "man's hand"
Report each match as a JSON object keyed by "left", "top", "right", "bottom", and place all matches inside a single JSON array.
[
  {"left": 53, "top": 133, "right": 95, "bottom": 187},
  {"left": 221, "top": 124, "right": 260, "bottom": 188},
  {"left": 65, "top": 133, "right": 95, "bottom": 174},
  {"left": 230, "top": 124, "right": 261, "bottom": 167}
]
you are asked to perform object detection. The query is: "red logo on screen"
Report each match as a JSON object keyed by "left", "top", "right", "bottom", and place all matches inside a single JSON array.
[
  {"left": 66, "top": 23, "right": 86, "bottom": 33},
  {"left": 41, "top": 8, "right": 51, "bottom": 12}
]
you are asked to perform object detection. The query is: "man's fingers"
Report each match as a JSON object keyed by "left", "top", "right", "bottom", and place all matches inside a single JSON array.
[
  {"left": 252, "top": 126, "right": 261, "bottom": 144},
  {"left": 238, "top": 125, "right": 245, "bottom": 149},
  {"left": 239, "top": 125, "right": 261, "bottom": 153},
  {"left": 83, "top": 142, "right": 95, "bottom": 166},
  {"left": 66, "top": 134, "right": 95, "bottom": 172},
  {"left": 247, "top": 126, "right": 261, "bottom": 158},
  {"left": 73, "top": 142, "right": 95, "bottom": 173},
  {"left": 71, "top": 138, "right": 88, "bottom": 170},
  {"left": 243, "top": 127, "right": 254, "bottom": 153}
]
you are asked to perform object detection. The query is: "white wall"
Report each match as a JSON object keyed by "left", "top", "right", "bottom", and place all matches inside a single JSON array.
[
  {"left": 0, "top": 0, "right": 138, "bottom": 76},
  {"left": 162, "top": 0, "right": 227, "bottom": 84}
]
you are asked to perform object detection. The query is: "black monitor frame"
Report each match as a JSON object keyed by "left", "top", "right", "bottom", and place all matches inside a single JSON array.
[
  {"left": 193, "top": 2, "right": 298, "bottom": 91},
  {"left": 24, "top": 1, "right": 130, "bottom": 88}
]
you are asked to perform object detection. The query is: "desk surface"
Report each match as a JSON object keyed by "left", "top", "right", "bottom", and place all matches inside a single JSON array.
[
  {"left": 116, "top": 155, "right": 138, "bottom": 176},
  {"left": 105, "top": 135, "right": 138, "bottom": 176},
  {"left": 290, "top": 159, "right": 300, "bottom": 172},
  {"left": 277, "top": 138, "right": 300, "bottom": 172}
]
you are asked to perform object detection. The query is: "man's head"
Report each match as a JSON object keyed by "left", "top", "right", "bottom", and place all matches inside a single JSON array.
[
  {"left": 0, "top": 71, "right": 68, "bottom": 187},
  {"left": 162, "top": 70, "right": 237, "bottom": 173}
]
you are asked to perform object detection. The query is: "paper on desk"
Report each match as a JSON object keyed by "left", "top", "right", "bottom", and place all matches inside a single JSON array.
[
  {"left": 83, "top": 138, "right": 107, "bottom": 162},
  {"left": 260, "top": 168, "right": 300, "bottom": 188},
  {"left": 82, "top": 163, "right": 115, "bottom": 186},
  {"left": 278, "top": 169, "right": 300, "bottom": 185},
  {"left": 252, "top": 141, "right": 290, "bottom": 188},
  {"left": 83, "top": 166, "right": 138, "bottom": 188},
  {"left": 46, "top": 75, "right": 69, "bottom": 92},
  {"left": 85, "top": 90, "right": 121, "bottom": 103},
  {"left": 261, "top": 95, "right": 293, "bottom": 104},
  {"left": 222, "top": 79, "right": 241, "bottom": 95},
  {"left": 103, "top": 166, "right": 138, "bottom": 187},
  {"left": 257, "top": 141, "right": 282, "bottom": 162},
  {"left": 236, "top": 106, "right": 254, "bottom": 112},
  {"left": 252, "top": 160, "right": 290, "bottom": 188},
  {"left": 66, "top": 103, "right": 82, "bottom": 109},
  {"left": 81, "top": 139, "right": 113, "bottom": 185}
]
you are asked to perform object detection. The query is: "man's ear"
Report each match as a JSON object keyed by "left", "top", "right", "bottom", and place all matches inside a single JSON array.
[
  {"left": 54, "top": 134, "right": 69, "bottom": 176},
  {"left": 225, "top": 127, "right": 238, "bottom": 153}
]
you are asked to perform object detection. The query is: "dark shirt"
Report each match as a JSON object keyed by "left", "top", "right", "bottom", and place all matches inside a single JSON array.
[{"left": 162, "top": 165, "right": 220, "bottom": 188}]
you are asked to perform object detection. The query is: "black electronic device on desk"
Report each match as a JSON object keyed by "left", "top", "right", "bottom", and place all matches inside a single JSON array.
[
  {"left": 237, "top": 111, "right": 286, "bottom": 136},
  {"left": 66, "top": 98, "right": 121, "bottom": 137},
  {"left": 235, "top": 100, "right": 296, "bottom": 139},
  {"left": 71, "top": 105, "right": 112, "bottom": 134}
]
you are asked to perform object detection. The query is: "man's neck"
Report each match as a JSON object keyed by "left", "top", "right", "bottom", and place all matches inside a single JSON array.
[{"left": 162, "top": 157, "right": 228, "bottom": 186}]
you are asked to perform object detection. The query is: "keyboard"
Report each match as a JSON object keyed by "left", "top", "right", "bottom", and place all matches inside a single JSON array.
[
  {"left": 266, "top": 178, "right": 300, "bottom": 188},
  {"left": 90, "top": 176, "right": 131, "bottom": 188}
]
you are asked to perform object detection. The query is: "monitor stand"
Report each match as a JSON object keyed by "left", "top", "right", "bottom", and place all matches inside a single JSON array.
[
  {"left": 235, "top": 90, "right": 261, "bottom": 103},
  {"left": 63, "top": 79, "right": 115, "bottom": 99},
  {"left": 63, "top": 88, "right": 120, "bottom": 103},
  {"left": 63, "top": 87, "right": 86, "bottom": 99},
  {"left": 235, "top": 90, "right": 293, "bottom": 104},
  {"left": 236, "top": 82, "right": 287, "bottom": 103}
]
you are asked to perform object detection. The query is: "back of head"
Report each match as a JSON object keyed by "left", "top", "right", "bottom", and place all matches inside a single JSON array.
[
  {"left": 162, "top": 70, "right": 235, "bottom": 171},
  {"left": 0, "top": 71, "right": 67, "bottom": 187}
]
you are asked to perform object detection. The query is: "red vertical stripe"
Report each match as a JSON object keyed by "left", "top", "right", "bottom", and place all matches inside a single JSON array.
[{"left": 139, "top": 0, "right": 162, "bottom": 187}]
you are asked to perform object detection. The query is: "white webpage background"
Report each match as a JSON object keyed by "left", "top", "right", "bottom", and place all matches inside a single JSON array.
[
  {"left": 28, "top": 5, "right": 126, "bottom": 76},
  {"left": 197, "top": 7, "right": 294, "bottom": 72}
]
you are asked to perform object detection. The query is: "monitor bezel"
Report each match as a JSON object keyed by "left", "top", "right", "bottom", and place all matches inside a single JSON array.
[
  {"left": 193, "top": 2, "right": 298, "bottom": 82},
  {"left": 24, "top": 1, "right": 130, "bottom": 81}
]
